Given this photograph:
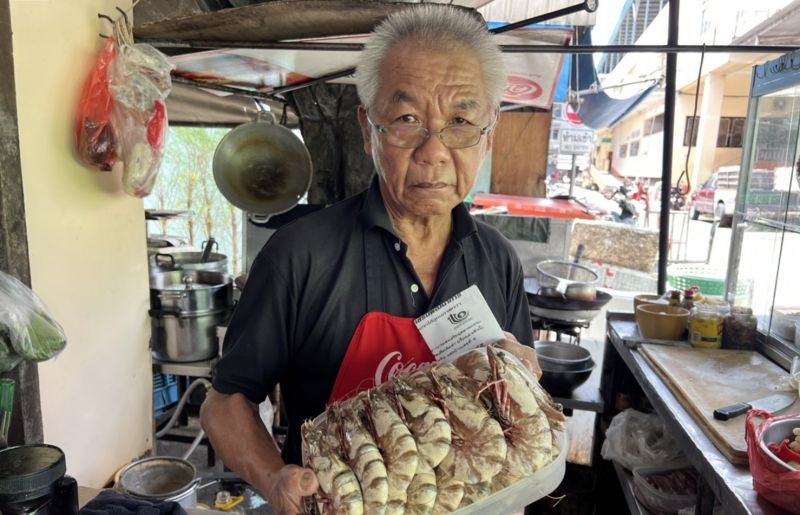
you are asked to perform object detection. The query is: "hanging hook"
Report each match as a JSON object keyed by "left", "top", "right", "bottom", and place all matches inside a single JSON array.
[{"left": 97, "top": 13, "right": 114, "bottom": 23}]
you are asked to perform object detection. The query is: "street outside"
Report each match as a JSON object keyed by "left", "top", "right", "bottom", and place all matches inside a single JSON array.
[{"left": 643, "top": 211, "right": 798, "bottom": 313}]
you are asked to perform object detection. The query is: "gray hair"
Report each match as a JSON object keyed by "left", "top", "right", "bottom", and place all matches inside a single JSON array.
[{"left": 355, "top": 5, "right": 506, "bottom": 110}]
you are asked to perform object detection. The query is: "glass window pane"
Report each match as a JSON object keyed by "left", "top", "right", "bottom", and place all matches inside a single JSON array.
[{"left": 717, "top": 118, "right": 731, "bottom": 147}]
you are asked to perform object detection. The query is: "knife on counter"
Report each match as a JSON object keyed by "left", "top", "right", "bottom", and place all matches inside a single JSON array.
[{"left": 713, "top": 393, "right": 795, "bottom": 421}]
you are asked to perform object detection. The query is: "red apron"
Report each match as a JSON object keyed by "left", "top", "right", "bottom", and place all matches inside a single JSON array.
[
  {"left": 327, "top": 228, "right": 478, "bottom": 404},
  {"left": 327, "top": 312, "right": 434, "bottom": 403}
]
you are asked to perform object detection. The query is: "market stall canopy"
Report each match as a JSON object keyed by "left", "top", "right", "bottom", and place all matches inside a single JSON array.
[
  {"left": 166, "top": 81, "right": 300, "bottom": 126},
  {"left": 134, "top": 0, "right": 494, "bottom": 42},
  {"left": 569, "top": 28, "right": 658, "bottom": 129},
  {"left": 163, "top": 26, "right": 571, "bottom": 110}
]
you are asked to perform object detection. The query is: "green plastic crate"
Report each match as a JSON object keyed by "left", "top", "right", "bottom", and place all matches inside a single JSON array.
[{"left": 667, "top": 263, "right": 751, "bottom": 299}]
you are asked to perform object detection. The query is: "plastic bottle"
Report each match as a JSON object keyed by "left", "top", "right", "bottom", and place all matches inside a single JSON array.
[{"left": 689, "top": 305, "right": 725, "bottom": 348}]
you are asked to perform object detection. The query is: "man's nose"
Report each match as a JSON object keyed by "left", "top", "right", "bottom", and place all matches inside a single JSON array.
[{"left": 413, "top": 131, "right": 450, "bottom": 165}]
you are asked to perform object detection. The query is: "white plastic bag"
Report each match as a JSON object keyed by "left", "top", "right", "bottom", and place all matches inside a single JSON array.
[
  {"left": 108, "top": 19, "right": 173, "bottom": 198},
  {"left": 601, "top": 408, "right": 685, "bottom": 470}
]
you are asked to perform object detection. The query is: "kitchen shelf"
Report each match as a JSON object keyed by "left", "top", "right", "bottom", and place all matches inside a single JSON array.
[
  {"left": 606, "top": 314, "right": 786, "bottom": 515},
  {"left": 612, "top": 462, "right": 651, "bottom": 515},
  {"left": 152, "top": 357, "right": 216, "bottom": 378}
]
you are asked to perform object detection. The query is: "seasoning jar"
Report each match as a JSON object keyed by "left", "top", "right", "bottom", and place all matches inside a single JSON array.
[
  {"left": 669, "top": 290, "right": 682, "bottom": 307},
  {"left": 722, "top": 306, "right": 758, "bottom": 350},
  {"left": 682, "top": 289, "right": 695, "bottom": 311},
  {"left": 689, "top": 305, "right": 725, "bottom": 348}
]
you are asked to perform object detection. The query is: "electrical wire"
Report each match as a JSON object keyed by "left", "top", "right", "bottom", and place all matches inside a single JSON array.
[{"left": 677, "top": 44, "right": 706, "bottom": 192}]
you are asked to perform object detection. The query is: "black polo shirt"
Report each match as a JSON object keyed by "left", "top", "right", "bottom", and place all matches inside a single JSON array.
[{"left": 213, "top": 177, "right": 533, "bottom": 465}]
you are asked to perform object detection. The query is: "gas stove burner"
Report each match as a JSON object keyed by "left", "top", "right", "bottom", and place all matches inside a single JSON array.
[{"left": 530, "top": 313, "right": 590, "bottom": 344}]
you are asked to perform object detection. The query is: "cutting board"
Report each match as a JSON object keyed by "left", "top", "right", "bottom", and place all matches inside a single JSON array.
[{"left": 638, "top": 345, "right": 800, "bottom": 465}]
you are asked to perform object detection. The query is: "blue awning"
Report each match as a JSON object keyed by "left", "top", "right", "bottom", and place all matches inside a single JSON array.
[{"left": 569, "top": 28, "right": 657, "bottom": 129}]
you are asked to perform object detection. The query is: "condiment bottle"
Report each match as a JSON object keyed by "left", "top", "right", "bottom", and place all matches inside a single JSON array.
[
  {"left": 669, "top": 290, "right": 682, "bottom": 307},
  {"left": 689, "top": 304, "right": 725, "bottom": 348},
  {"left": 722, "top": 306, "right": 757, "bottom": 350},
  {"left": 682, "top": 289, "right": 695, "bottom": 311}
]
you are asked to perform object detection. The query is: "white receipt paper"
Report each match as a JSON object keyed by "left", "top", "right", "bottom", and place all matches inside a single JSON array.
[{"left": 414, "top": 285, "right": 506, "bottom": 361}]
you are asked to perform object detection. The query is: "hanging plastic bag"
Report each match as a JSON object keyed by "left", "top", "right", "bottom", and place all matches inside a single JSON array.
[
  {"left": 746, "top": 409, "right": 800, "bottom": 514},
  {"left": 601, "top": 408, "right": 686, "bottom": 470},
  {"left": 74, "top": 36, "right": 118, "bottom": 172},
  {"left": 0, "top": 271, "right": 67, "bottom": 367},
  {"left": 108, "top": 18, "right": 173, "bottom": 198}
]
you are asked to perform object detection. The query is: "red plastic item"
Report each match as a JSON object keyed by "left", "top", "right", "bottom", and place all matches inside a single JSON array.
[
  {"left": 768, "top": 439, "right": 800, "bottom": 464},
  {"left": 74, "top": 37, "right": 117, "bottom": 171},
  {"left": 470, "top": 193, "right": 600, "bottom": 220},
  {"left": 746, "top": 409, "right": 800, "bottom": 514}
]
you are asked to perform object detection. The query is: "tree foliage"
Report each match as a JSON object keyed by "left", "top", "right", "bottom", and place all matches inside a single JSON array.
[{"left": 144, "top": 126, "right": 243, "bottom": 274}]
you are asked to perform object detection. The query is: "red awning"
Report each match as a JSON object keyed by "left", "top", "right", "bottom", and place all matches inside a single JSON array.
[{"left": 471, "top": 193, "right": 601, "bottom": 220}]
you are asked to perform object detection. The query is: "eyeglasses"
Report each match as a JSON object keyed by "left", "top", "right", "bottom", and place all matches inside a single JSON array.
[{"left": 368, "top": 116, "right": 496, "bottom": 149}]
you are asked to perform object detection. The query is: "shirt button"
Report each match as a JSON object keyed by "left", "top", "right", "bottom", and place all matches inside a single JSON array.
[
  {"left": 410, "top": 284, "right": 420, "bottom": 293},
  {"left": 394, "top": 242, "right": 401, "bottom": 251}
]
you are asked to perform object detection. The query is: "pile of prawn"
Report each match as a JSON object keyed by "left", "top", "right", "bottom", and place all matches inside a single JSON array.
[{"left": 301, "top": 345, "right": 566, "bottom": 514}]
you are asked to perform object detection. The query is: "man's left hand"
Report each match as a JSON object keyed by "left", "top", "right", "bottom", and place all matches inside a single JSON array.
[{"left": 495, "top": 332, "right": 542, "bottom": 380}]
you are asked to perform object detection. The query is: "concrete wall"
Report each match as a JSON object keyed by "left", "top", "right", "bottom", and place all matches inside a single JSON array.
[
  {"left": 611, "top": 90, "right": 748, "bottom": 185},
  {"left": 10, "top": 0, "right": 152, "bottom": 487}
]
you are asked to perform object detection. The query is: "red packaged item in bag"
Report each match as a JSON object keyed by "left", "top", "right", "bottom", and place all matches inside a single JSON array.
[
  {"left": 74, "top": 37, "right": 117, "bottom": 171},
  {"left": 746, "top": 409, "right": 800, "bottom": 513}
]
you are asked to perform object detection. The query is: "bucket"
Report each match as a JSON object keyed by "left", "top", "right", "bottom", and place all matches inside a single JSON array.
[{"left": 117, "top": 457, "right": 198, "bottom": 508}]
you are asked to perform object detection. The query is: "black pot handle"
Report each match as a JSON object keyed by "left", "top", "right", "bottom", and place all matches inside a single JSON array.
[
  {"left": 154, "top": 253, "right": 177, "bottom": 267},
  {"left": 149, "top": 307, "right": 182, "bottom": 318}
]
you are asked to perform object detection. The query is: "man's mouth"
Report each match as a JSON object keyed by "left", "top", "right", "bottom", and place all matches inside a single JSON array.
[{"left": 413, "top": 182, "right": 449, "bottom": 189}]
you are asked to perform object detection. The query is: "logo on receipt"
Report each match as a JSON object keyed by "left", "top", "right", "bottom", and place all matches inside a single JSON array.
[{"left": 448, "top": 310, "right": 469, "bottom": 325}]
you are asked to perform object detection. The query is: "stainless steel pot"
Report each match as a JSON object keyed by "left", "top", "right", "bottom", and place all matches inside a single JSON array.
[
  {"left": 150, "top": 308, "right": 229, "bottom": 362},
  {"left": 149, "top": 270, "right": 232, "bottom": 313},
  {"left": 149, "top": 270, "right": 232, "bottom": 362},
  {"left": 213, "top": 111, "right": 312, "bottom": 219},
  {"left": 117, "top": 457, "right": 198, "bottom": 508},
  {"left": 149, "top": 251, "right": 228, "bottom": 274}
]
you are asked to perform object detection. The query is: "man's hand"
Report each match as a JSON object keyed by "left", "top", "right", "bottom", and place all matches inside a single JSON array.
[
  {"left": 262, "top": 464, "right": 319, "bottom": 515},
  {"left": 496, "top": 332, "right": 542, "bottom": 380}
]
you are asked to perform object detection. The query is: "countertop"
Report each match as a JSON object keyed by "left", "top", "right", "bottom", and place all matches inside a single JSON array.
[
  {"left": 605, "top": 312, "right": 786, "bottom": 515},
  {"left": 78, "top": 486, "right": 228, "bottom": 514}
]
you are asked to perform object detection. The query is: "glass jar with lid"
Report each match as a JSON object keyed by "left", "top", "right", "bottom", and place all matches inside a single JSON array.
[
  {"left": 722, "top": 307, "right": 758, "bottom": 350},
  {"left": 689, "top": 305, "right": 726, "bottom": 349}
]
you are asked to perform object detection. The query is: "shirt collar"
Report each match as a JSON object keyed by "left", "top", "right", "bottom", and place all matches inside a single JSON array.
[{"left": 359, "top": 175, "right": 477, "bottom": 242}]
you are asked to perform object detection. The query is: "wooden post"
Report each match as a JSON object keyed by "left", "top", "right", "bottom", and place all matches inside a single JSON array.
[{"left": 0, "top": 0, "right": 44, "bottom": 446}]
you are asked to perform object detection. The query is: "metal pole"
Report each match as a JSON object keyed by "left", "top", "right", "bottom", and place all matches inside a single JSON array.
[
  {"left": 658, "top": 0, "right": 680, "bottom": 294},
  {"left": 569, "top": 154, "right": 577, "bottom": 198},
  {"left": 137, "top": 38, "right": 800, "bottom": 55},
  {"left": 489, "top": 1, "right": 591, "bottom": 34}
]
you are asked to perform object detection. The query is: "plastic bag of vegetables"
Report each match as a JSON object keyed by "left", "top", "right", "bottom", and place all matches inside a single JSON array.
[
  {"left": 108, "top": 16, "right": 172, "bottom": 198},
  {"left": 0, "top": 271, "right": 67, "bottom": 369}
]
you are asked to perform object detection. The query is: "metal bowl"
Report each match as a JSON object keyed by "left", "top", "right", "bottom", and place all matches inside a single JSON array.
[
  {"left": 535, "top": 342, "right": 593, "bottom": 366},
  {"left": 759, "top": 417, "right": 800, "bottom": 472},
  {"left": 539, "top": 361, "right": 595, "bottom": 397}
]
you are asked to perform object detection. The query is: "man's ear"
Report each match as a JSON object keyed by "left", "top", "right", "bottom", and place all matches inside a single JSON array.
[
  {"left": 357, "top": 106, "right": 372, "bottom": 156},
  {"left": 485, "top": 109, "right": 500, "bottom": 154}
]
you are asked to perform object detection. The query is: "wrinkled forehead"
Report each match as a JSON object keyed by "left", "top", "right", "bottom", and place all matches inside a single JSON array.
[{"left": 373, "top": 41, "right": 490, "bottom": 116}]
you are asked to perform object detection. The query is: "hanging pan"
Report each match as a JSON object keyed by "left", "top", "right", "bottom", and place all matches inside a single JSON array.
[{"left": 212, "top": 111, "right": 313, "bottom": 223}]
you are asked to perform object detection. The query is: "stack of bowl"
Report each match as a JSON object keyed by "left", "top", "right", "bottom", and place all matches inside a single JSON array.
[{"left": 536, "top": 342, "right": 595, "bottom": 397}]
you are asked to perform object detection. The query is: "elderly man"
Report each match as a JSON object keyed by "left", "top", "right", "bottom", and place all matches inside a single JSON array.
[{"left": 201, "top": 4, "right": 538, "bottom": 513}]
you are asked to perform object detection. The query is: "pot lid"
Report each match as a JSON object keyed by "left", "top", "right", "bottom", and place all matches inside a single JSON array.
[{"left": 0, "top": 444, "right": 66, "bottom": 499}]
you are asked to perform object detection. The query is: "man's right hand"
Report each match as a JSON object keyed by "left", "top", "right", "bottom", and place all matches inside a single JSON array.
[{"left": 261, "top": 464, "right": 319, "bottom": 515}]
